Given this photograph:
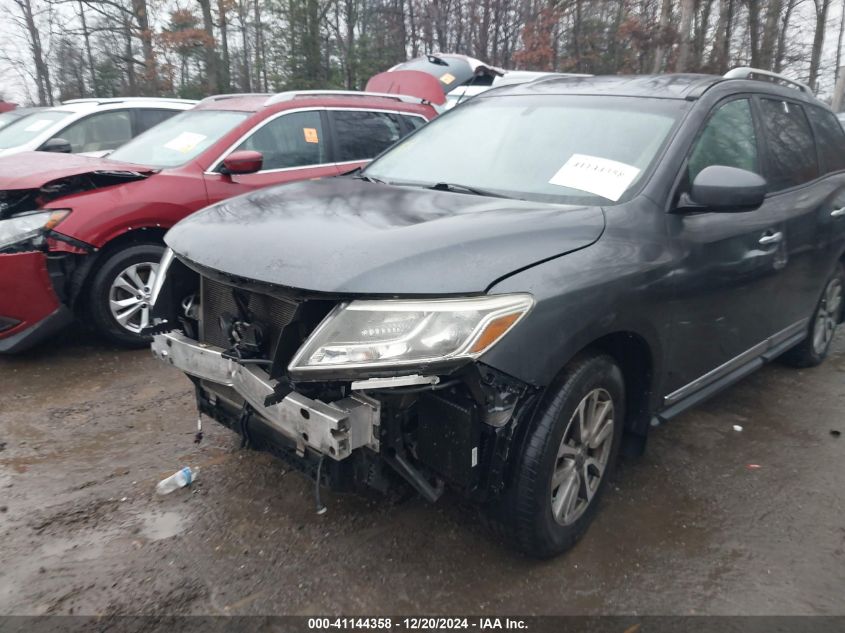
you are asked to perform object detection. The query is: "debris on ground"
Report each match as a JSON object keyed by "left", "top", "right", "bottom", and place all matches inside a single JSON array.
[{"left": 156, "top": 467, "right": 198, "bottom": 495}]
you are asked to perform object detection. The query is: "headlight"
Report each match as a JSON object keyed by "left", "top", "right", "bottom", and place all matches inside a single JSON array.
[
  {"left": 289, "top": 294, "right": 533, "bottom": 375},
  {"left": 0, "top": 210, "right": 70, "bottom": 250}
]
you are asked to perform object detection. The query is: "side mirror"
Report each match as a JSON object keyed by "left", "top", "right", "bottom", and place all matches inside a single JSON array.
[
  {"left": 688, "top": 165, "right": 767, "bottom": 212},
  {"left": 40, "top": 138, "right": 72, "bottom": 154},
  {"left": 220, "top": 150, "right": 263, "bottom": 175}
]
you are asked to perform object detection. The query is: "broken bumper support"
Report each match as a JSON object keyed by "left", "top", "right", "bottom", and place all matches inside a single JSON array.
[{"left": 152, "top": 331, "right": 380, "bottom": 460}]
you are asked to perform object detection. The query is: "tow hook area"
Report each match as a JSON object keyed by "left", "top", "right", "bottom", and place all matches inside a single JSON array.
[{"left": 152, "top": 331, "right": 380, "bottom": 459}]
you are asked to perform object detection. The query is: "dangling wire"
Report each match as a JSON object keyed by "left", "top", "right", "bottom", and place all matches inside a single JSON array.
[{"left": 314, "top": 454, "right": 327, "bottom": 515}]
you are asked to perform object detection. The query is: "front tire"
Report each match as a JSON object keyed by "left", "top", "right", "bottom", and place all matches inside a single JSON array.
[
  {"left": 489, "top": 353, "right": 625, "bottom": 558},
  {"left": 88, "top": 243, "right": 165, "bottom": 347},
  {"left": 781, "top": 264, "right": 844, "bottom": 368}
]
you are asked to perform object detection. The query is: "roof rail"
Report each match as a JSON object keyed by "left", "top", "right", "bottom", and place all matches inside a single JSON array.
[
  {"left": 61, "top": 97, "right": 198, "bottom": 105},
  {"left": 264, "top": 90, "right": 425, "bottom": 107},
  {"left": 723, "top": 67, "right": 812, "bottom": 94},
  {"left": 196, "top": 93, "right": 271, "bottom": 107}
]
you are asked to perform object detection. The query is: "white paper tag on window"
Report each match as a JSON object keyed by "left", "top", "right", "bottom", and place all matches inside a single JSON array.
[
  {"left": 548, "top": 153, "right": 641, "bottom": 202},
  {"left": 163, "top": 131, "right": 207, "bottom": 153},
  {"left": 24, "top": 119, "right": 53, "bottom": 132}
]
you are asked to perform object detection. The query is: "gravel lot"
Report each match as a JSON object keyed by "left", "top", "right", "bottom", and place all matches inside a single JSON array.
[{"left": 1, "top": 326, "right": 843, "bottom": 616}]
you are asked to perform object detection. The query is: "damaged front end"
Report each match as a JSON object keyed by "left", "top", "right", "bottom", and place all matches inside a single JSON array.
[
  {"left": 150, "top": 249, "right": 541, "bottom": 504},
  {"left": 0, "top": 170, "right": 151, "bottom": 351}
]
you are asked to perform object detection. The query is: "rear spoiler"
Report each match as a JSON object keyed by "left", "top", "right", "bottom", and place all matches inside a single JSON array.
[{"left": 365, "top": 70, "right": 446, "bottom": 106}]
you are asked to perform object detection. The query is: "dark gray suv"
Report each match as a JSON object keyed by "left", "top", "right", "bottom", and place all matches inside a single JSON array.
[{"left": 149, "top": 68, "right": 845, "bottom": 557}]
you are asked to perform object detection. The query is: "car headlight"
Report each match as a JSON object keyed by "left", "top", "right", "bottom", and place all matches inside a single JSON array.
[
  {"left": 0, "top": 210, "right": 70, "bottom": 250},
  {"left": 289, "top": 294, "right": 533, "bottom": 375}
]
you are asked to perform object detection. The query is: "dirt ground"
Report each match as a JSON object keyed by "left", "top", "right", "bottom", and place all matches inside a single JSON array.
[{"left": 1, "top": 325, "right": 843, "bottom": 616}]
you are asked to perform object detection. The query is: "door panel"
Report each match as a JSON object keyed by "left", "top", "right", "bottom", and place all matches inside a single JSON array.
[{"left": 663, "top": 97, "right": 788, "bottom": 398}]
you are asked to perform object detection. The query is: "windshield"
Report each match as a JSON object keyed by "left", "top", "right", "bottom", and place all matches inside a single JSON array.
[
  {"left": 109, "top": 110, "right": 249, "bottom": 168},
  {"left": 0, "top": 110, "right": 71, "bottom": 149},
  {"left": 365, "top": 95, "right": 687, "bottom": 205}
]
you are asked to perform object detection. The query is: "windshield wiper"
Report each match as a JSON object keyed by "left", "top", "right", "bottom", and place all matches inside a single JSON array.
[
  {"left": 343, "top": 166, "right": 386, "bottom": 184},
  {"left": 426, "top": 182, "right": 511, "bottom": 199}
]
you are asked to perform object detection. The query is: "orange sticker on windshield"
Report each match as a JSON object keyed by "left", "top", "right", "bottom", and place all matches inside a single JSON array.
[
  {"left": 303, "top": 127, "right": 319, "bottom": 143},
  {"left": 440, "top": 72, "right": 456, "bottom": 85}
]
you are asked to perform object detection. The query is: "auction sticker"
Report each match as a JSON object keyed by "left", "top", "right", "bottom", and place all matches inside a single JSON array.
[
  {"left": 303, "top": 127, "right": 319, "bottom": 143},
  {"left": 163, "top": 131, "right": 207, "bottom": 153},
  {"left": 440, "top": 72, "right": 456, "bottom": 85},
  {"left": 549, "top": 153, "right": 640, "bottom": 201}
]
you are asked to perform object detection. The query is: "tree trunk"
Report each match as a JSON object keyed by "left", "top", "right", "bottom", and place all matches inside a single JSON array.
[
  {"left": 14, "top": 0, "right": 53, "bottom": 105},
  {"left": 131, "top": 0, "right": 156, "bottom": 94},
  {"left": 808, "top": 0, "right": 831, "bottom": 92},
  {"left": 774, "top": 0, "right": 796, "bottom": 72},
  {"left": 759, "top": 0, "right": 782, "bottom": 69},
  {"left": 198, "top": 0, "right": 219, "bottom": 93},
  {"left": 218, "top": 0, "right": 231, "bottom": 91},
  {"left": 652, "top": 0, "right": 672, "bottom": 73},
  {"left": 676, "top": 0, "right": 694, "bottom": 71},
  {"left": 78, "top": 1, "right": 97, "bottom": 95}
]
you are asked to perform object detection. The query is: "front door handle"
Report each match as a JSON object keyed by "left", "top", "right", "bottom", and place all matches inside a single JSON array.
[
  {"left": 831, "top": 207, "right": 845, "bottom": 218},
  {"left": 759, "top": 231, "right": 783, "bottom": 246}
]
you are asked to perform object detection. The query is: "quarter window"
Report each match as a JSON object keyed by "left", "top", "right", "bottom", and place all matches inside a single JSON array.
[
  {"left": 331, "top": 110, "right": 403, "bottom": 162},
  {"left": 758, "top": 98, "right": 819, "bottom": 189},
  {"left": 54, "top": 110, "right": 133, "bottom": 153},
  {"left": 805, "top": 106, "right": 845, "bottom": 174},
  {"left": 232, "top": 110, "right": 327, "bottom": 171},
  {"left": 135, "top": 109, "right": 179, "bottom": 135},
  {"left": 688, "top": 99, "right": 758, "bottom": 183}
]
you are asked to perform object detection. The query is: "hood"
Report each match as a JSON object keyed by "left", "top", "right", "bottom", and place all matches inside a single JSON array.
[
  {"left": 0, "top": 152, "right": 155, "bottom": 219},
  {"left": 166, "top": 178, "right": 605, "bottom": 295},
  {"left": 0, "top": 151, "right": 154, "bottom": 191}
]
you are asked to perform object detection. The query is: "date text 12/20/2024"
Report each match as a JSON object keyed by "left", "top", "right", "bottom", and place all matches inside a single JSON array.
[{"left": 307, "top": 618, "right": 529, "bottom": 630}]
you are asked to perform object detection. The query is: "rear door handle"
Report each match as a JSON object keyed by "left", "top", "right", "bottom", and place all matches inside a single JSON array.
[
  {"left": 831, "top": 207, "right": 845, "bottom": 218},
  {"left": 759, "top": 231, "right": 783, "bottom": 246}
]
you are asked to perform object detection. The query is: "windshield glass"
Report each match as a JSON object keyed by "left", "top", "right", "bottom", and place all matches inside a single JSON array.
[
  {"left": 365, "top": 95, "right": 687, "bottom": 204},
  {"left": 0, "top": 110, "right": 71, "bottom": 149},
  {"left": 109, "top": 110, "right": 249, "bottom": 168}
]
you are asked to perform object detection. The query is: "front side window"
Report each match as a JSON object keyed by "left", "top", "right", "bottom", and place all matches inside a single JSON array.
[
  {"left": 331, "top": 110, "right": 403, "bottom": 162},
  {"left": 806, "top": 106, "right": 845, "bottom": 174},
  {"left": 232, "top": 110, "right": 327, "bottom": 170},
  {"left": 759, "top": 98, "right": 819, "bottom": 190},
  {"left": 365, "top": 95, "right": 686, "bottom": 205},
  {"left": 688, "top": 98, "right": 758, "bottom": 182},
  {"left": 109, "top": 110, "right": 249, "bottom": 168},
  {"left": 55, "top": 110, "right": 132, "bottom": 153},
  {"left": 0, "top": 110, "right": 71, "bottom": 149}
]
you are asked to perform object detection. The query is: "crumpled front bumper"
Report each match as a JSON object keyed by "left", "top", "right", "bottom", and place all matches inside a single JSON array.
[
  {"left": 0, "top": 251, "right": 73, "bottom": 353},
  {"left": 152, "top": 331, "right": 380, "bottom": 460}
]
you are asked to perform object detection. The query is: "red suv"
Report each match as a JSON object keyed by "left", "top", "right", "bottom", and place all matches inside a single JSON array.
[{"left": 0, "top": 91, "right": 436, "bottom": 352}]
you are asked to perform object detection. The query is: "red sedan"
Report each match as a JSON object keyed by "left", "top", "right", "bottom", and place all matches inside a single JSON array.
[{"left": 0, "top": 89, "right": 437, "bottom": 351}]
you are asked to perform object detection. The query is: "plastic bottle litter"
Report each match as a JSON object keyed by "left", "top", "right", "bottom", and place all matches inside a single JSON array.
[
  {"left": 156, "top": 466, "right": 197, "bottom": 495},
  {"left": 732, "top": 424, "right": 743, "bottom": 432}
]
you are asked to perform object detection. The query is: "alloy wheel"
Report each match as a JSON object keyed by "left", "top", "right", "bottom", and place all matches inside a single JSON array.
[
  {"left": 812, "top": 277, "right": 843, "bottom": 355},
  {"left": 108, "top": 261, "right": 159, "bottom": 334},
  {"left": 551, "top": 388, "right": 615, "bottom": 526}
]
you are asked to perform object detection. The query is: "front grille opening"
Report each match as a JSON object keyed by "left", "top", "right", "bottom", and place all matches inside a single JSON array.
[{"left": 199, "top": 276, "right": 299, "bottom": 358}]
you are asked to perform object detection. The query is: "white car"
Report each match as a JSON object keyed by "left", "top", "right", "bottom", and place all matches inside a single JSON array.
[{"left": 0, "top": 97, "right": 196, "bottom": 157}]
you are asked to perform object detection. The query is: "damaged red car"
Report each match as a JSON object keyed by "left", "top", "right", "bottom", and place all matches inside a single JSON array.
[{"left": 0, "top": 89, "right": 437, "bottom": 352}]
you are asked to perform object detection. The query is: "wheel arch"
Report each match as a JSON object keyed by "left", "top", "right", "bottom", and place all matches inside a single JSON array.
[{"left": 69, "top": 226, "right": 169, "bottom": 312}]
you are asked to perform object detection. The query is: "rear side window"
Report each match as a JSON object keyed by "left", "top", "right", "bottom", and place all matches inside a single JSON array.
[
  {"left": 805, "top": 106, "right": 845, "bottom": 174},
  {"left": 400, "top": 114, "right": 427, "bottom": 131},
  {"left": 233, "top": 110, "right": 327, "bottom": 170},
  {"left": 331, "top": 110, "right": 403, "bottom": 162},
  {"left": 135, "top": 109, "right": 179, "bottom": 135},
  {"left": 52, "top": 110, "right": 133, "bottom": 153},
  {"left": 688, "top": 98, "right": 758, "bottom": 182},
  {"left": 758, "top": 98, "right": 819, "bottom": 190}
]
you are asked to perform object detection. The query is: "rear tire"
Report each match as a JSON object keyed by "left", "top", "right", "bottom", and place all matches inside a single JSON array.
[
  {"left": 486, "top": 353, "right": 625, "bottom": 558},
  {"left": 88, "top": 243, "right": 165, "bottom": 347},
  {"left": 781, "top": 264, "right": 844, "bottom": 368}
]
